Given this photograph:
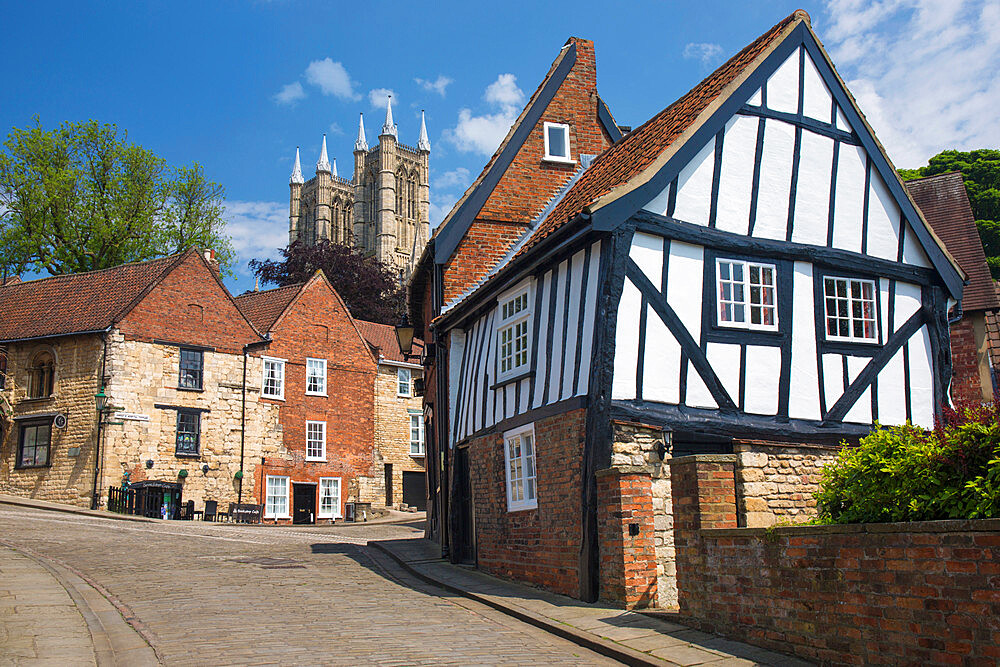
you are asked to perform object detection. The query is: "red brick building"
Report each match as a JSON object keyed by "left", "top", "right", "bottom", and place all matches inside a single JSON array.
[
  {"left": 906, "top": 172, "right": 1000, "bottom": 404},
  {"left": 235, "top": 272, "right": 379, "bottom": 524}
]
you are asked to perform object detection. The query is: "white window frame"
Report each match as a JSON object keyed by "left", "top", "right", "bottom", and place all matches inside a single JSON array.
[
  {"left": 305, "top": 358, "right": 327, "bottom": 396},
  {"left": 542, "top": 122, "right": 573, "bottom": 163},
  {"left": 715, "top": 258, "right": 779, "bottom": 331},
  {"left": 823, "top": 276, "right": 879, "bottom": 343},
  {"left": 264, "top": 475, "right": 289, "bottom": 519},
  {"left": 305, "top": 420, "right": 326, "bottom": 461},
  {"left": 503, "top": 423, "right": 537, "bottom": 512},
  {"left": 409, "top": 412, "right": 425, "bottom": 456},
  {"left": 261, "top": 357, "right": 285, "bottom": 400},
  {"left": 496, "top": 283, "right": 533, "bottom": 382},
  {"left": 318, "top": 477, "right": 342, "bottom": 519},
  {"left": 397, "top": 367, "right": 412, "bottom": 397}
]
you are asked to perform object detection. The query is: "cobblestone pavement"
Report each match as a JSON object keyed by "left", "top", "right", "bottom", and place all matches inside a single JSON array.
[{"left": 0, "top": 505, "right": 618, "bottom": 666}]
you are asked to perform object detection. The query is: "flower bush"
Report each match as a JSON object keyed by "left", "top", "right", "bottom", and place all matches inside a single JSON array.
[{"left": 816, "top": 402, "right": 1000, "bottom": 523}]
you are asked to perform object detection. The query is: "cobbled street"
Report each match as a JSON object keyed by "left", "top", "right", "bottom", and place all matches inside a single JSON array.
[{"left": 0, "top": 505, "right": 617, "bottom": 665}]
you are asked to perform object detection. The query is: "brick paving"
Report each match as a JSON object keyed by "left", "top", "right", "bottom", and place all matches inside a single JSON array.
[{"left": 0, "top": 505, "right": 617, "bottom": 665}]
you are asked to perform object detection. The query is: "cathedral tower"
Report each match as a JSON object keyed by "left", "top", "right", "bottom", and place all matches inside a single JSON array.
[{"left": 288, "top": 99, "right": 431, "bottom": 281}]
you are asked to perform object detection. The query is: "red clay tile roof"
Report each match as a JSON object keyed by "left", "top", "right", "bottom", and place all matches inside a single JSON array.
[
  {"left": 233, "top": 283, "right": 304, "bottom": 333},
  {"left": 0, "top": 253, "right": 184, "bottom": 343},
  {"left": 522, "top": 11, "right": 805, "bottom": 254},
  {"left": 906, "top": 172, "right": 998, "bottom": 312},
  {"left": 354, "top": 319, "right": 423, "bottom": 365}
]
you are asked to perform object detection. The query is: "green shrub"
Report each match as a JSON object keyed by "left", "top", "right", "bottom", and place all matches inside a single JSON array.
[{"left": 815, "top": 403, "right": 1000, "bottom": 524}]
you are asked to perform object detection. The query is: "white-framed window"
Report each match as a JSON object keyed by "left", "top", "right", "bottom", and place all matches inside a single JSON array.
[
  {"left": 262, "top": 357, "right": 285, "bottom": 400},
  {"left": 497, "top": 284, "right": 532, "bottom": 381},
  {"left": 716, "top": 259, "right": 778, "bottom": 330},
  {"left": 543, "top": 122, "right": 573, "bottom": 163},
  {"left": 306, "top": 358, "right": 327, "bottom": 396},
  {"left": 409, "top": 412, "right": 425, "bottom": 456},
  {"left": 824, "top": 276, "right": 878, "bottom": 342},
  {"left": 503, "top": 423, "right": 537, "bottom": 512},
  {"left": 397, "top": 367, "right": 412, "bottom": 396},
  {"left": 306, "top": 420, "right": 326, "bottom": 461},
  {"left": 265, "top": 475, "right": 289, "bottom": 518},
  {"left": 318, "top": 477, "right": 342, "bottom": 519}
]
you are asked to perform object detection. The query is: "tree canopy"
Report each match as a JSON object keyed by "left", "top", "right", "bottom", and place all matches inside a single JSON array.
[
  {"left": 0, "top": 119, "right": 234, "bottom": 278},
  {"left": 900, "top": 149, "right": 1000, "bottom": 278},
  {"left": 249, "top": 240, "right": 406, "bottom": 325}
]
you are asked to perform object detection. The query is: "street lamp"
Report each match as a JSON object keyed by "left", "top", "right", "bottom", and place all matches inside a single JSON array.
[
  {"left": 394, "top": 313, "right": 417, "bottom": 361},
  {"left": 95, "top": 386, "right": 109, "bottom": 414}
]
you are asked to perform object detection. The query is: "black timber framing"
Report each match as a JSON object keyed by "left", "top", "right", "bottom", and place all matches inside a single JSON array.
[
  {"left": 598, "top": 96, "right": 623, "bottom": 143},
  {"left": 434, "top": 44, "right": 578, "bottom": 265}
]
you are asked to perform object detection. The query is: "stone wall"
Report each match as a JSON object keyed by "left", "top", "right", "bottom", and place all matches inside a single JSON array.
[
  {"left": 671, "top": 454, "right": 1000, "bottom": 666},
  {"left": 0, "top": 335, "right": 104, "bottom": 507},
  {"left": 103, "top": 334, "right": 283, "bottom": 512},
  {"left": 734, "top": 440, "right": 840, "bottom": 527},
  {"left": 374, "top": 363, "right": 425, "bottom": 509}
]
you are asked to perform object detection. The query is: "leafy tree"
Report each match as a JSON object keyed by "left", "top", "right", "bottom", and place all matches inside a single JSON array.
[
  {"left": 249, "top": 240, "right": 406, "bottom": 324},
  {"left": 900, "top": 149, "right": 1000, "bottom": 277},
  {"left": 0, "top": 119, "right": 234, "bottom": 278}
]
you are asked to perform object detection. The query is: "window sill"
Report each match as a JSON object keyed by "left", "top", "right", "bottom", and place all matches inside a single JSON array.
[
  {"left": 410, "top": 452, "right": 425, "bottom": 458},
  {"left": 261, "top": 395, "right": 285, "bottom": 402},
  {"left": 306, "top": 392, "right": 328, "bottom": 398},
  {"left": 507, "top": 502, "right": 538, "bottom": 513},
  {"left": 177, "top": 386, "right": 204, "bottom": 393},
  {"left": 175, "top": 452, "right": 201, "bottom": 459},
  {"left": 305, "top": 457, "right": 327, "bottom": 463},
  {"left": 492, "top": 369, "right": 533, "bottom": 390},
  {"left": 542, "top": 156, "right": 575, "bottom": 165},
  {"left": 19, "top": 396, "right": 55, "bottom": 404},
  {"left": 14, "top": 464, "right": 51, "bottom": 470}
]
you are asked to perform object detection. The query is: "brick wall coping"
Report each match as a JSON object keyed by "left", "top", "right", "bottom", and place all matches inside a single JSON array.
[
  {"left": 596, "top": 465, "right": 657, "bottom": 477},
  {"left": 609, "top": 419, "right": 664, "bottom": 431},
  {"left": 702, "top": 517, "right": 1000, "bottom": 538},
  {"left": 733, "top": 440, "right": 843, "bottom": 452},
  {"left": 667, "top": 454, "right": 736, "bottom": 466}
]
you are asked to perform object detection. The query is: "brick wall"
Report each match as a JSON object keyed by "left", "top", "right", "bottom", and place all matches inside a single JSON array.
[
  {"left": 374, "top": 363, "right": 425, "bottom": 509},
  {"left": 0, "top": 335, "right": 103, "bottom": 506},
  {"left": 442, "top": 38, "right": 615, "bottom": 302},
  {"left": 469, "top": 408, "right": 586, "bottom": 597},
  {"left": 670, "top": 454, "right": 1000, "bottom": 666},
  {"left": 596, "top": 469, "right": 657, "bottom": 608},
  {"left": 734, "top": 441, "right": 839, "bottom": 527},
  {"left": 256, "top": 278, "right": 378, "bottom": 523}
]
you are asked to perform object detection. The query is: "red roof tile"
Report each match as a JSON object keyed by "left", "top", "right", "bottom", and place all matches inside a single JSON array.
[
  {"left": 0, "top": 253, "right": 184, "bottom": 342},
  {"left": 354, "top": 319, "right": 423, "bottom": 365},
  {"left": 233, "top": 283, "right": 305, "bottom": 333},
  {"left": 522, "top": 11, "right": 805, "bottom": 254},
  {"left": 906, "top": 172, "right": 998, "bottom": 312}
]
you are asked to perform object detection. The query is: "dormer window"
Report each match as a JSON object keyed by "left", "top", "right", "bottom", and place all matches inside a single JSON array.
[{"left": 543, "top": 122, "right": 573, "bottom": 163}]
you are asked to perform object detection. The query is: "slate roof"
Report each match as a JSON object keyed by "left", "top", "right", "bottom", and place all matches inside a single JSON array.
[
  {"left": 233, "top": 283, "right": 305, "bottom": 333},
  {"left": 354, "top": 319, "right": 423, "bottom": 365},
  {"left": 520, "top": 11, "right": 805, "bottom": 255},
  {"left": 906, "top": 172, "right": 998, "bottom": 312},
  {"left": 0, "top": 253, "right": 184, "bottom": 343}
]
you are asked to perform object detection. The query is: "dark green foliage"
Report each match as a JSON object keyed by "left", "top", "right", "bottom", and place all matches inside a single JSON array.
[
  {"left": 900, "top": 149, "right": 1000, "bottom": 278},
  {"left": 816, "top": 403, "right": 1000, "bottom": 524}
]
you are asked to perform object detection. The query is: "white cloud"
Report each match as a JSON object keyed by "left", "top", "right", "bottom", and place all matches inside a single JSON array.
[
  {"left": 435, "top": 167, "right": 471, "bottom": 190},
  {"left": 273, "top": 81, "right": 305, "bottom": 105},
  {"left": 820, "top": 0, "right": 1000, "bottom": 167},
  {"left": 429, "top": 193, "right": 459, "bottom": 228},
  {"left": 682, "top": 42, "right": 724, "bottom": 66},
  {"left": 329, "top": 122, "right": 343, "bottom": 136},
  {"left": 416, "top": 75, "right": 453, "bottom": 96},
  {"left": 304, "top": 58, "right": 360, "bottom": 101},
  {"left": 368, "top": 88, "right": 396, "bottom": 110},
  {"left": 223, "top": 200, "right": 288, "bottom": 270},
  {"left": 444, "top": 74, "right": 525, "bottom": 156}
]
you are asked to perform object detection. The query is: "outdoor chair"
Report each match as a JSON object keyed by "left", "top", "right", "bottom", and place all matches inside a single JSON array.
[
  {"left": 180, "top": 500, "right": 195, "bottom": 520},
  {"left": 203, "top": 500, "right": 218, "bottom": 522}
]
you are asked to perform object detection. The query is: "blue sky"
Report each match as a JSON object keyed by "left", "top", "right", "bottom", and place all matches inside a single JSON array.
[{"left": 2, "top": 0, "right": 997, "bottom": 294}]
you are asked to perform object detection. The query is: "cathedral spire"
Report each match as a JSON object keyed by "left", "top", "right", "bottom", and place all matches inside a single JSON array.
[
  {"left": 290, "top": 146, "right": 304, "bottom": 184},
  {"left": 355, "top": 113, "right": 368, "bottom": 152},
  {"left": 381, "top": 95, "right": 397, "bottom": 138},
  {"left": 417, "top": 110, "right": 431, "bottom": 152},
  {"left": 331, "top": 157, "right": 338, "bottom": 178},
  {"left": 316, "top": 134, "right": 331, "bottom": 173}
]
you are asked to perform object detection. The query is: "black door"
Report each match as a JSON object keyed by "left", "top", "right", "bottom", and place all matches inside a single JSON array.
[
  {"left": 385, "top": 463, "right": 394, "bottom": 506},
  {"left": 292, "top": 483, "right": 316, "bottom": 524},
  {"left": 452, "top": 447, "right": 475, "bottom": 564},
  {"left": 402, "top": 471, "right": 426, "bottom": 510}
]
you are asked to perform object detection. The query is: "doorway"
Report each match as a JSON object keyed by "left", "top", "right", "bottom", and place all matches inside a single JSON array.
[
  {"left": 385, "top": 464, "right": 394, "bottom": 507},
  {"left": 292, "top": 483, "right": 316, "bottom": 524},
  {"left": 402, "top": 471, "right": 426, "bottom": 510},
  {"left": 452, "top": 447, "right": 475, "bottom": 564}
]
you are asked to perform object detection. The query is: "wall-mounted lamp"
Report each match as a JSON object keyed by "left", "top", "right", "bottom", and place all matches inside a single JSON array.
[
  {"left": 145, "top": 459, "right": 154, "bottom": 469},
  {"left": 657, "top": 429, "right": 673, "bottom": 461},
  {"left": 394, "top": 314, "right": 418, "bottom": 361}
]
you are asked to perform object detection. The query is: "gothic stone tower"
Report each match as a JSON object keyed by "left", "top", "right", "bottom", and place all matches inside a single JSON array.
[{"left": 289, "top": 98, "right": 431, "bottom": 281}]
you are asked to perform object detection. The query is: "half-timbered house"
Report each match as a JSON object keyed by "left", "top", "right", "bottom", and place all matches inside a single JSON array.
[{"left": 409, "top": 11, "right": 965, "bottom": 608}]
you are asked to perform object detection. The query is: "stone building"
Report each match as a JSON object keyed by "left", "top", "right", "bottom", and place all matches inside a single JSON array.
[
  {"left": 235, "top": 273, "right": 383, "bottom": 524},
  {"left": 354, "top": 320, "right": 426, "bottom": 510},
  {"left": 289, "top": 99, "right": 431, "bottom": 282},
  {"left": 0, "top": 249, "right": 281, "bottom": 513}
]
